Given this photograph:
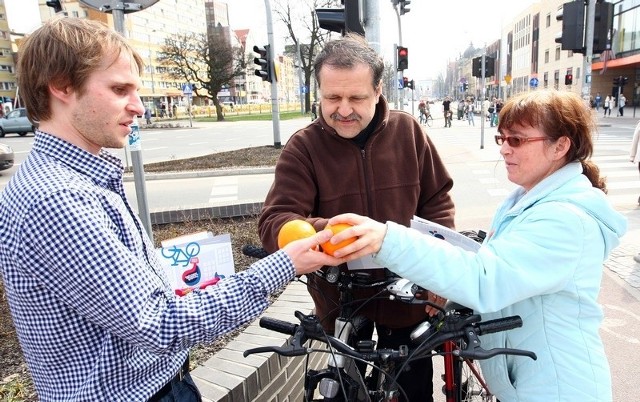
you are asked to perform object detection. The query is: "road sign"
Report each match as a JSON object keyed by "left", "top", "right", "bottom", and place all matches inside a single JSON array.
[
  {"left": 182, "top": 83, "right": 193, "bottom": 95},
  {"left": 398, "top": 78, "right": 404, "bottom": 89},
  {"left": 529, "top": 77, "right": 539, "bottom": 88}
]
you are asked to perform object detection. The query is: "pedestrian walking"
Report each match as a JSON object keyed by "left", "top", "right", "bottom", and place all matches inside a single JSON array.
[
  {"left": 144, "top": 107, "right": 152, "bottom": 125},
  {"left": 594, "top": 92, "right": 602, "bottom": 112},
  {"left": 618, "top": 93, "right": 626, "bottom": 116},
  {"left": 443, "top": 96, "right": 452, "bottom": 127},
  {"left": 466, "top": 100, "right": 475, "bottom": 126},
  {"left": 603, "top": 95, "right": 612, "bottom": 117}
]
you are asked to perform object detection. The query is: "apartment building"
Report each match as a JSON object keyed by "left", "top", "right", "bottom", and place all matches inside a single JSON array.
[{"left": 446, "top": 0, "right": 640, "bottom": 107}]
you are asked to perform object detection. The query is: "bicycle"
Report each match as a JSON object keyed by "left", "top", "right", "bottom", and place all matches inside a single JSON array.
[
  {"left": 241, "top": 244, "right": 537, "bottom": 402},
  {"left": 419, "top": 110, "right": 433, "bottom": 127}
]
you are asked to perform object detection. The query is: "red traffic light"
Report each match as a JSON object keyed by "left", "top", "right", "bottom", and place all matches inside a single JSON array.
[
  {"left": 564, "top": 73, "right": 573, "bottom": 85},
  {"left": 397, "top": 46, "right": 408, "bottom": 71}
]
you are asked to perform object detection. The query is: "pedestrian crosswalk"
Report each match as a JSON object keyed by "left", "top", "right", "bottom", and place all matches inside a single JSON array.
[
  {"left": 592, "top": 129, "right": 639, "bottom": 207},
  {"left": 595, "top": 155, "right": 640, "bottom": 207},
  {"left": 427, "top": 124, "right": 640, "bottom": 209}
]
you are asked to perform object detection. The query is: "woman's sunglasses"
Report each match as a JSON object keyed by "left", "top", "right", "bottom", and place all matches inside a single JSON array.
[{"left": 494, "top": 135, "right": 547, "bottom": 147}]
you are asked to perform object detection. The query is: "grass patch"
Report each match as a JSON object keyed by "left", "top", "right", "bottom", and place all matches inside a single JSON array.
[{"left": 195, "top": 110, "right": 308, "bottom": 122}]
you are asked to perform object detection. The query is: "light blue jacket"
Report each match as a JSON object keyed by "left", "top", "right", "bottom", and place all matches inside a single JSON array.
[{"left": 375, "top": 162, "right": 627, "bottom": 402}]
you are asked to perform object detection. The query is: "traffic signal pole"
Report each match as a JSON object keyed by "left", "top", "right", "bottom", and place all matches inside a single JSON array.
[
  {"left": 263, "top": 0, "right": 281, "bottom": 148},
  {"left": 394, "top": 6, "right": 403, "bottom": 111},
  {"left": 480, "top": 51, "right": 486, "bottom": 150},
  {"left": 583, "top": 0, "right": 596, "bottom": 101},
  {"left": 113, "top": 2, "right": 154, "bottom": 241}
]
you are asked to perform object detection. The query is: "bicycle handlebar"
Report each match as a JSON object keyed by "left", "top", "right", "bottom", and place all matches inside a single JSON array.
[
  {"left": 476, "top": 315, "right": 523, "bottom": 336},
  {"left": 244, "top": 310, "right": 537, "bottom": 363}
]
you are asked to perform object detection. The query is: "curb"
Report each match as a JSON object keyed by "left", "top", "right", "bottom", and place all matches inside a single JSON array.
[{"left": 123, "top": 167, "right": 274, "bottom": 182}]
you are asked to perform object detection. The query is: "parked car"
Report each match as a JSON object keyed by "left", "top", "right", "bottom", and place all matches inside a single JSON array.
[
  {"left": 0, "top": 142, "right": 14, "bottom": 171},
  {"left": 0, "top": 108, "right": 38, "bottom": 137}
]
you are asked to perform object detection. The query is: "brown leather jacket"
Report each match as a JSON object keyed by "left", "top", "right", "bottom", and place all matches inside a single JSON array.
[{"left": 258, "top": 97, "right": 455, "bottom": 330}]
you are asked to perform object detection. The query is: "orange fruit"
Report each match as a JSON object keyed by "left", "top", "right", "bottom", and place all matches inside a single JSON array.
[
  {"left": 321, "top": 223, "right": 357, "bottom": 256},
  {"left": 277, "top": 219, "right": 317, "bottom": 249}
]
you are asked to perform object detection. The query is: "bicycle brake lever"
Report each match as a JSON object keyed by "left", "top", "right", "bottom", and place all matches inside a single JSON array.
[
  {"left": 455, "top": 347, "right": 537, "bottom": 361},
  {"left": 243, "top": 345, "right": 311, "bottom": 357}
]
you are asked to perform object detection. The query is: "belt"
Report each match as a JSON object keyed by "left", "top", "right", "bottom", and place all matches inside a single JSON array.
[{"left": 148, "top": 356, "right": 190, "bottom": 402}]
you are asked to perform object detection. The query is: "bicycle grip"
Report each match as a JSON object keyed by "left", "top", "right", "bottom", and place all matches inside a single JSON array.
[
  {"left": 476, "top": 315, "right": 522, "bottom": 335},
  {"left": 242, "top": 244, "right": 270, "bottom": 259},
  {"left": 260, "top": 316, "right": 298, "bottom": 335}
]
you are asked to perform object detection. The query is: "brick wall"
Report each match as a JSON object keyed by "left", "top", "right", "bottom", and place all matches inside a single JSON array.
[{"left": 190, "top": 281, "right": 326, "bottom": 401}]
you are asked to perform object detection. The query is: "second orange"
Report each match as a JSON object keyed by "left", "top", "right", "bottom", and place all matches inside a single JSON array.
[{"left": 321, "top": 223, "right": 357, "bottom": 256}]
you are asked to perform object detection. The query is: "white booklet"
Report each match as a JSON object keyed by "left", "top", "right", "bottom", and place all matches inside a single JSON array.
[{"left": 410, "top": 216, "right": 482, "bottom": 252}]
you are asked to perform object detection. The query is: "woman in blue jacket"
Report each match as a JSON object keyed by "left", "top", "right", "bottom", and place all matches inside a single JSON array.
[{"left": 326, "top": 89, "right": 627, "bottom": 402}]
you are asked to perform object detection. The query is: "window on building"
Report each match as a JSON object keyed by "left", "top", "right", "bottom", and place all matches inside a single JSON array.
[
  {"left": 545, "top": 50, "right": 549, "bottom": 63},
  {"left": 555, "top": 47, "right": 561, "bottom": 61},
  {"left": 546, "top": 14, "right": 551, "bottom": 27}
]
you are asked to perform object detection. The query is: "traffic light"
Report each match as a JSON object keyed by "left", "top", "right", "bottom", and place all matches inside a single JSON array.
[
  {"left": 46, "top": 0, "right": 63, "bottom": 12},
  {"left": 400, "top": 0, "right": 411, "bottom": 15},
  {"left": 555, "top": 1, "right": 585, "bottom": 53},
  {"left": 253, "top": 44, "right": 272, "bottom": 82},
  {"left": 407, "top": 79, "right": 415, "bottom": 90},
  {"left": 463, "top": 82, "right": 469, "bottom": 91},
  {"left": 472, "top": 56, "right": 495, "bottom": 78},
  {"left": 402, "top": 77, "right": 409, "bottom": 88},
  {"left": 316, "top": 0, "right": 365, "bottom": 36},
  {"left": 565, "top": 74, "right": 573, "bottom": 85},
  {"left": 472, "top": 57, "right": 481, "bottom": 78},
  {"left": 593, "top": 2, "right": 614, "bottom": 53},
  {"left": 397, "top": 46, "right": 408, "bottom": 71}
]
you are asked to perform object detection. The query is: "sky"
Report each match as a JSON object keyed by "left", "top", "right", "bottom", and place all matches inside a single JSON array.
[
  {"left": 5, "top": 0, "right": 536, "bottom": 80},
  {"left": 4, "top": 0, "right": 41, "bottom": 34},
  {"left": 227, "top": 0, "right": 538, "bottom": 80}
]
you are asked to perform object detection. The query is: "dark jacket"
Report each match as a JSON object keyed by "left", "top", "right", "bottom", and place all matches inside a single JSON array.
[{"left": 258, "top": 97, "right": 455, "bottom": 329}]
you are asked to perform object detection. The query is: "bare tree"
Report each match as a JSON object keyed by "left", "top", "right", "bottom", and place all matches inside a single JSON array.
[
  {"left": 157, "top": 28, "right": 246, "bottom": 121},
  {"left": 382, "top": 61, "right": 397, "bottom": 104},
  {"left": 274, "top": 0, "right": 339, "bottom": 113}
]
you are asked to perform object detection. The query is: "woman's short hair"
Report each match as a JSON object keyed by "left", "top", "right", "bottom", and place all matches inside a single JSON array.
[{"left": 498, "top": 90, "right": 606, "bottom": 192}]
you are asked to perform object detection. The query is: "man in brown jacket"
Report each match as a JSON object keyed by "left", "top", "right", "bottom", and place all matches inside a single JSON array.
[{"left": 258, "top": 34, "right": 455, "bottom": 401}]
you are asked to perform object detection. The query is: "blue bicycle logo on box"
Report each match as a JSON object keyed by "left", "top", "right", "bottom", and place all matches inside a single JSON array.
[{"left": 161, "top": 242, "right": 201, "bottom": 267}]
